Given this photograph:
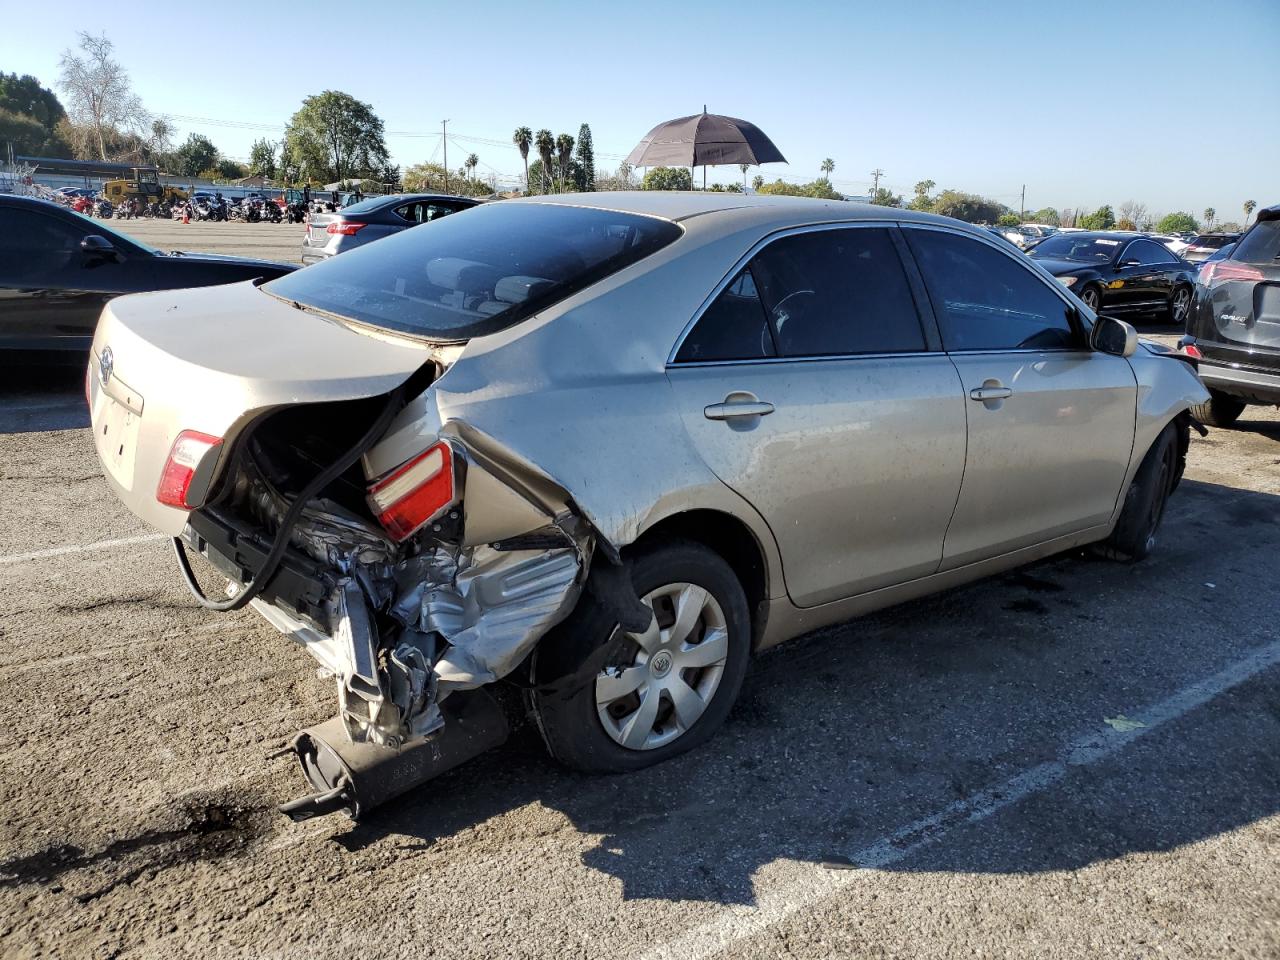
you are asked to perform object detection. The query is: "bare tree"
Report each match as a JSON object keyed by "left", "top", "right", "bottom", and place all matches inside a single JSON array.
[
  {"left": 1118, "top": 200, "right": 1147, "bottom": 229},
  {"left": 58, "top": 32, "right": 149, "bottom": 161}
]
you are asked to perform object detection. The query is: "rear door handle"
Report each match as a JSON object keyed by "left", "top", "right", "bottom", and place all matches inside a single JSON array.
[
  {"left": 969, "top": 386, "right": 1013, "bottom": 402},
  {"left": 704, "top": 393, "right": 775, "bottom": 420}
]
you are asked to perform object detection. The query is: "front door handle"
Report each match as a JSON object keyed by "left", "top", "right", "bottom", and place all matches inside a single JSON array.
[
  {"left": 704, "top": 391, "right": 775, "bottom": 420},
  {"left": 969, "top": 385, "right": 1013, "bottom": 402}
]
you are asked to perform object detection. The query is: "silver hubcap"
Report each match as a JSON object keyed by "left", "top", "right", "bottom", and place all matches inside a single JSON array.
[
  {"left": 1083, "top": 289, "right": 1098, "bottom": 309},
  {"left": 595, "top": 582, "right": 729, "bottom": 751},
  {"left": 1174, "top": 290, "right": 1190, "bottom": 321}
]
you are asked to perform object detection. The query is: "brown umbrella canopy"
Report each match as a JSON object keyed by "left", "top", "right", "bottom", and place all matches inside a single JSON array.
[{"left": 625, "top": 110, "right": 787, "bottom": 168}]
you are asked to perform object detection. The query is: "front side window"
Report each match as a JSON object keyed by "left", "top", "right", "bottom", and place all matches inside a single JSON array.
[
  {"left": 0, "top": 209, "right": 84, "bottom": 279},
  {"left": 907, "top": 229, "right": 1078, "bottom": 352},
  {"left": 263, "top": 202, "right": 681, "bottom": 341}
]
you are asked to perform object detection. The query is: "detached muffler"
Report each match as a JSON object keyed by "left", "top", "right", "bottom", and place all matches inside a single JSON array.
[{"left": 278, "top": 689, "right": 510, "bottom": 821}]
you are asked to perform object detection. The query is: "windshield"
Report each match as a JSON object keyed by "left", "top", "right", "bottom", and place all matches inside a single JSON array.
[
  {"left": 263, "top": 202, "right": 682, "bottom": 341},
  {"left": 1030, "top": 235, "right": 1121, "bottom": 263}
]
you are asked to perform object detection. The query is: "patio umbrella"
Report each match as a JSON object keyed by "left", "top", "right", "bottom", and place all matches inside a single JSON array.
[{"left": 626, "top": 108, "right": 786, "bottom": 187}]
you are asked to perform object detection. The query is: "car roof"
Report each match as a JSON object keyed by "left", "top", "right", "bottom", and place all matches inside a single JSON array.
[
  {"left": 0, "top": 194, "right": 68, "bottom": 212},
  {"left": 510, "top": 190, "right": 965, "bottom": 229}
]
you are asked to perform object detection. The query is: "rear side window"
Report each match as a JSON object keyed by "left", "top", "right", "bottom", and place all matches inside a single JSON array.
[
  {"left": 675, "top": 268, "right": 774, "bottom": 362},
  {"left": 1233, "top": 220, "right": 1280, "bottom": 264},
  {"left": 263, "top": 203, "right": 681, "bottom": 341},
  {"left": 1128, "top": 240, "right": 1178, "bottom": 265},
  {"left": 751, "top": 229, "right": 925, "bottom": 357},
  {"left": 907, "top": 229, "right": 1078, "bottom": 351},
  {"left": 396, "top": 201, "right": 461, "bottom": 224}
]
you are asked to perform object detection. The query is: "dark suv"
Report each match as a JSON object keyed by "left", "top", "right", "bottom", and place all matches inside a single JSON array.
[{"left": 1180, "top": 205, "right": 1280, "bottom": 426}]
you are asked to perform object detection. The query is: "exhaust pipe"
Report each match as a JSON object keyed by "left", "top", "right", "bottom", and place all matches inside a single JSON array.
[{"left": 278, "top": 689, "right": 510, "bottom": 821}]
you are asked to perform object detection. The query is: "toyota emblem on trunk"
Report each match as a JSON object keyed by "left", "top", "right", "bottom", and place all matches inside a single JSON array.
[{"left": 99, "top": 346, "right": 113, "bottom": 388}]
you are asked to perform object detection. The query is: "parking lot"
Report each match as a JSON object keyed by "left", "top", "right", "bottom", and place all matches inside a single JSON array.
[
  {"left": 1, "top": 281, "right": 1277, "bottom": 959},
  {"left": 95, "top": 218, "right": 307, "bottom": 264}
]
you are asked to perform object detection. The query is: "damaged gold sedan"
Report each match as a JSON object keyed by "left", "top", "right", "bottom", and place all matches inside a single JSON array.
[{"left": 87, "top": 193, "right": 1209, "bottom": 818}]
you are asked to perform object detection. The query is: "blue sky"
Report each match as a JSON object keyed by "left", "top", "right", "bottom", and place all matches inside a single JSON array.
[{"left": 5, "top": 0, "right": 1277, "bottom": 218}]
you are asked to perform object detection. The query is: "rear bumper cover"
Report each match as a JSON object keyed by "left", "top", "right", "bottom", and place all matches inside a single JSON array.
[{"left": 1197, "top": 359, "right": 1280, "bottom": 404}]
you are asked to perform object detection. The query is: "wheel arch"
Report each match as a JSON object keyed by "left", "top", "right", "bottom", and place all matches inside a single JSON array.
[{"left": 624, "top": 508, "right": 773, "bottom": 649}]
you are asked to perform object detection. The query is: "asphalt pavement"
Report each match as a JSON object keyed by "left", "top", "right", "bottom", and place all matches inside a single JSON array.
[{"left": 0, "top": 335, "right": 1277, "bottom": 958}]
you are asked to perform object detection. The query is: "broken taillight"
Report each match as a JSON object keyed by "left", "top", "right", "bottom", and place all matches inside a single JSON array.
[
  {"left": 326, "top": 220, "right": 367, "bottom": 236},
  {"left": 156, "top": 430, "right": 224, "bottom": 509},
  {"left": 367, "top": 441, "right": 456, "bottom": 541}
]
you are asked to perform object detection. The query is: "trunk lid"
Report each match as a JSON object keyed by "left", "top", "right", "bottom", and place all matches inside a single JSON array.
[
  {"left": 304, "top": 211, "right": 339, "bottom": 250},
  {"left": 1196, "top": 219, "right": 1280, "bottom": 359},
  {"left": 89, "top": 280, "right": 434, "bottom": 535}
]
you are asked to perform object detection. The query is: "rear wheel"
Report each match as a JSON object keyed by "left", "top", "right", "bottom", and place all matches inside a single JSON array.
[
  {"left": 531, "top": 541, "right": 751, "bottom": 773},
  {"left": 1191, "top": 390, "right": 1246, "bottom": 428},
  {"left": 1102, "top": 422, "right": 1181, "bottom": 562},
  {"left": 1079, "top": 284, "right": 1102, "bottom": 312}
]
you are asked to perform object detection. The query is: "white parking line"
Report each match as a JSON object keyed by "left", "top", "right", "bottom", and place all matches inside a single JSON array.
[
  {"left": 642, "top": 639, "right": 1280, "bottom": 960},
  {"left": 0, "top": 532, "right": 167, "bottom": 566}
]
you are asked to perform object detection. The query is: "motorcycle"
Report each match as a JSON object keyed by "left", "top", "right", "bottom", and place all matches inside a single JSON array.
[
  {"left": 193, "top": 199, "right": 214, "bottom": 221},
  {"left": 92, "top": 198, "right": 114, "bottom": 219}
]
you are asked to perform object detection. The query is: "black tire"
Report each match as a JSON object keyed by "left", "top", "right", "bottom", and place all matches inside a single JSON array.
[
  {"left": 1102, "top": 422, "right": 1181, "bottom": 562},
  {"left": 530, "top": 540, "right": 751, "bottom": 773},
  {"left": 1190, "top": 390, "right": 1246, "bottom": 428},
  {"left": 1169, "top": 284, "right": 1193, "bottom": 326},
  {"left": 1079, "top": 284, "right": 1103, "bottom": 313}
]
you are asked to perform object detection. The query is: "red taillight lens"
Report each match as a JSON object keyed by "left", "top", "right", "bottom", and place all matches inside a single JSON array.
[
  {"left": 367, "top": 442, "right": 456, "bottom": 541},
  {"left": 1181, "top": 341, "right": 1203, "bottom": 359},
  {"left": 326, "top": 220, "right": 367, "bottom": 235},
  {"left": 156, "top": 430, "right": 223, "bottom": 508},
  {"left": 1201, "top": 261, "right": 1264, "bottom": 285}
]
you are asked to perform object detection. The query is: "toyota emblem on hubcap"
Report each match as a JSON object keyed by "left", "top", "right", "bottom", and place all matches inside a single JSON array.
[
  {"left": 98, "top": 346, "right": 113, "bottom": 388},
  {"left": 650, "top": 652, "right": 673, "bottom": 677}
]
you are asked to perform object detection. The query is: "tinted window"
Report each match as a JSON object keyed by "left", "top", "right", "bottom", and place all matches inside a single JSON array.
[
  {"left": 750, "top": 228, "right": 925, "bottom": 357},
  {"left": 1232, "top": 220, "right": 1280, "bottom": 264},
  {"left": 263, "top": 203, "right": 681, "bottom": 341},
  {"left": 1128, "top": 240, "right": 1178, "bottom": 265},
  {"left": 0, "top": 209, "right": 84, "bottom": 279},
  {"left": 675, "top": 268, "right": 773, "bottom": 362},
  {"left": 907, "top": 229, "right": 1078, "bottom": 351},
  {"left": 396, "top": 201, "right": 460, "bottom": 225}
]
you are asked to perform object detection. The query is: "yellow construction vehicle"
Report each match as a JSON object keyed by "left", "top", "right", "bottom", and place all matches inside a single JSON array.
[{"left": 101, "top": 167, "right": 187, "bottom": 207}]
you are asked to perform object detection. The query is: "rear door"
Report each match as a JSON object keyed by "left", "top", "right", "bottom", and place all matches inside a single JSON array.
[
  {"left": 1118, "top": 238, "right": 1179, "bottom": 311},
  {"left": 667, "top": 224, "right": 967, "bottom": 607},
  {"left": 902, "top": 225, "right": 1137, "bottom": 568}
]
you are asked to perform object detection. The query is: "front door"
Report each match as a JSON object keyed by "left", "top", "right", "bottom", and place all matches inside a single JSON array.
[
  {"left": 903, "top": 226, "right": 1138, "bottom": 568},
  {"left": 667, "top": 225, "right": 967, "bottom": 607}
]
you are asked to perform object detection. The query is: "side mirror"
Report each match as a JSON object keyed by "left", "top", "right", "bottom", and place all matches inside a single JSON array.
[
  {"left": 1091, "top": 315, "right": 1138, "bottom": 358},
  {"left": 81, "top": 235, "right": 122, "bottom": 262}
]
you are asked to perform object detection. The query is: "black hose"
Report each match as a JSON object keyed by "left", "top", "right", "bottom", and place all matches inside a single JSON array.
[{"left": 173, "top": 384, "right": 407, "bottom": 612}]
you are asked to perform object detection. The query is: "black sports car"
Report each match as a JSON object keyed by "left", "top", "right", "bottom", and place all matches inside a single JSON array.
[
  {"left": 0, "top": 195, "right": 296, "bottom": 353},
  {"left": 1029, "top": 231, "right": 1198, "bottom": 324}
]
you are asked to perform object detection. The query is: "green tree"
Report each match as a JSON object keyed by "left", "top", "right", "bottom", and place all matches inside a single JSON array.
[
  {"left": 249, "top": 138, "right": 277, "bottom": 179},
  {"left": 216, "top": 158, "right": 247, "bottom": 179},
  {"left": 642, "top": 166, "right": 693, "bottom": 191},
  {"left": 1243, "top": 199, "right": 1256, "bottom": 226},
  {"left": 575, "top": 123, "right": 595, "bottom": 191},
  {"left": 932, "top": 190, "right": 1005, "bottom": 223},
  {"left": 555, "top": 133, "right": 574, "bottom": 191},
  {"left": 513, "top": 126, "right": 532, "bottom": 191},
  {"left": 57, "top": 32, "right": 148, "bottom": 161},
  {"left": 534, "top": 129, "right": 554, "bottom": 193},
  {"left": 1079, "top": 204, "right": 1116, "bottom": 230},
  {"left": 1026, "top": 207, "right": 1059, "bottom": 226},
  {"left": 1116, "top": 218, "right": 1137, "bottom": 231},
  {"left": 756, "top": 178, "right": 841, "bottom": 200},
  {"left": 870, "top": 186, "right": 902, "bottom": 207},
  {"left": 0, "top": 72, "right": 68, "bottom": 154},
  {"left": 907, "top": 179, "right": 936, "bottom": 212},
  {"left": 1156, "top": 211, "right": 1199, "bottom": 234},
  {"left": 464, "top": 153, "right": 478, "bottom": 181},
  {"left": 284, "top": 90, "right": 389, "bottom": 184},
  {"left": 996, "top": 213, "right": 1021, "bottom": 227},
  {"left": 751, "top": 173, "right": 764, "bottom": 190},
  {"left": 1203, "top": 207, "right": 1215, "bottom": 229},
  {"left": 403, "top": 160, "right": 490, "bottom": 197},
  {"left": 173, "top": 133, "right": 218, "bottom": 177},
  {"left": 739, "top": 163, "right": 750, "bottom": 187},
  {"left": 820, "top": 157, "right": 834, "bottom": 181}
]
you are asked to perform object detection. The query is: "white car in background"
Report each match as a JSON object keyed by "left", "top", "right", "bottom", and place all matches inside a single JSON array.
[{"left": 1153, "top": 235, "right": 1191, "bottom": 257}]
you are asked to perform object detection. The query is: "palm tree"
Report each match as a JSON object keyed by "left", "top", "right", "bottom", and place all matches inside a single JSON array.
[
  {"left": 465, "top": 153, "right": 478, "bottom": 181},
  {"left": 1244, "top": 199, "right": 1257, "bottom": 226},
  {"left": 739, "top": 163, "right": 749, "bottom": 188},
  {"left": 1204, "top": 207, "right": 1215, "bottom": 229},
  {"left": 513, "top": 127, "right": 532, "bottom": 192},
  {"left": 555, "top": 133, "right": 575, "bottom": 192},
  {"left": 820, "top": 158, "right": 835, "bottom": 181},
  {"left": 534, "top": 129, "right": 554, "bottom": 194}
]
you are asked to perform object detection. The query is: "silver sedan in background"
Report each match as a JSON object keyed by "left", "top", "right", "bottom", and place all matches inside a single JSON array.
[
  {"left": 301, "top": 192, "right": 479, "bottom": 264},
  {"left": 87, "top": 193, "right": 1207, "bottom": 818}
]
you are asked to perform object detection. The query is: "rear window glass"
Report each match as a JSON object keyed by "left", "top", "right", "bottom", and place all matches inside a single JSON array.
[
  {"left": 1232, "top": 221, "right": 1280, "bottom": 264},
  {"left": 263, "top": 203, "right": 681, "bottom": 341}
]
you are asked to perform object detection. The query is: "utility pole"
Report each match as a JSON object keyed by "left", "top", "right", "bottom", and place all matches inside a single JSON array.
[
  {"left": 442, "top": 119, "right": 450, "bottom": 193},
  {"left": 1020, "top": 184, "right": 1025, "bottom": 221},
  {"left": 870, "top": 168, "right": 883, "bottom": 200}
]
